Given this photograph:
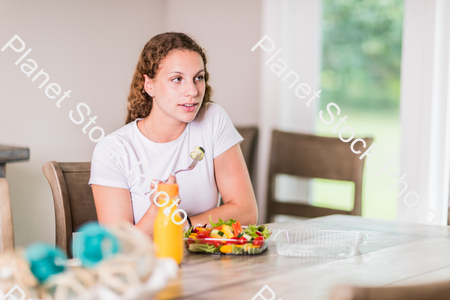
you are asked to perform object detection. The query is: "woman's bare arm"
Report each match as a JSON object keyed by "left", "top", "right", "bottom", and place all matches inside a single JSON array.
[
  {"left": 91, "top": 185, "right": 158, "bottom": 237},
  {"left": 189, "top": 143, "right": 259, "bottom": 226}
]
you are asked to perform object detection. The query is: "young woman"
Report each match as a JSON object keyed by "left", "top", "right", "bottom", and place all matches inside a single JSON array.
[{"left": 89, "top": 32, "right": 258, "bottom": 237}]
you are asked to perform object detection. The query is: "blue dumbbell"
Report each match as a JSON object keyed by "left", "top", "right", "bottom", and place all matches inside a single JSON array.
[
  {"left": 72, "top": 222, "right": 120, "bottom": 267},
  {"left": 25, "top": 243, "right": 67, "bottom": 283}
]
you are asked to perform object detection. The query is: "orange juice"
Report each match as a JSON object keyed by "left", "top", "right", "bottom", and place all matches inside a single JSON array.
[{"left": 153, "top": 183, "right": 184, "bottom": 265}]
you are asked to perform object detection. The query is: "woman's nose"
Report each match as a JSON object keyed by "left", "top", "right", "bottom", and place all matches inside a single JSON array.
[{"left": 184, "top": 80, "right": 198, "bottom": 97}]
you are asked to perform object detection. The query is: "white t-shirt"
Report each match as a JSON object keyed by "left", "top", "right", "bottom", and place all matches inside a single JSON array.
[{"left": 88, "top": 103, "right": 243, "bottom": 224}]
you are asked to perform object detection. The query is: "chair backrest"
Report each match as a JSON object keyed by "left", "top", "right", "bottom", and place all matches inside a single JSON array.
[
  {"left": 0, "top": 178, "right": 14, "bottom": 253},
  {"left": 267, "top": 129, "right": 373, "bottom": 219},
  {"left": 42, "top": 161, "right": 97, "bottom": 256},
  {"left": 330, "top": 281, "right": 450, "bottom": 300},
  {"left": 235, "top": 126, "right": 258, "bottom": 177}
]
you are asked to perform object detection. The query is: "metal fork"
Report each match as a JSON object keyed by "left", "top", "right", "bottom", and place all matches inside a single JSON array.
[
  {"left": 168, "top": 152, "right": 202, "bottom": 179},
  {"left": 144, "top": 152, "right": 203, "bottom": 195}
]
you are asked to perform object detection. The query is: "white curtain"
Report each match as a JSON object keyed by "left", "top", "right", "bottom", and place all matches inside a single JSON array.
[
  {"left": 255, "top": 0, "right": 321, "bottom": 222},
  {"left": 399, "top": 0, "right": 450, "bottom": 225}
]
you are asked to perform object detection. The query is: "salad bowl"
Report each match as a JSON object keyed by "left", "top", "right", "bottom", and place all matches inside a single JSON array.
[{"left": 183, "top": 218, "right": 272, "bottom": 255}]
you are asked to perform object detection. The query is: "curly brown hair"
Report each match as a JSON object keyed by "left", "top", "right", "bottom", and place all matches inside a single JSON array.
[{"left": 125, "top": 32, "right": 213, "bottom": 124}]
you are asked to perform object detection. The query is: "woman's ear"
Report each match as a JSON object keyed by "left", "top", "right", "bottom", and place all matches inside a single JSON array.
[{"left": 143, "top": 74, "right": 154, "bottom": 97}]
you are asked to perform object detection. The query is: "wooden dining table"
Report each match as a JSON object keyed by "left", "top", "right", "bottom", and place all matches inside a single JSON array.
[
  {"left": 0, "top": 144, "right": 30, "bottom": 178},
  {"left": 154, "top": 214, "right": 450, "bottom": 300}
]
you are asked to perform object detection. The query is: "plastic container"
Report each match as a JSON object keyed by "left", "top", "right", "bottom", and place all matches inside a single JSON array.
[
  {"left": 153, "top": 183, "right": 184, "bottom": 264},
  {"left": 273, "top": 230, "right": 363, "bottom": 258}
]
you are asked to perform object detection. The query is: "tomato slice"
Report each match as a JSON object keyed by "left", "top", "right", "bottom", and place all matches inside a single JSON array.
[
  {"left": 252, "top": 236, "right": 264, "bottom": 246},
  {"left": 197, "top": 230, "right": 212, "bottom": 238},
  {"left": 207, "top": 240, "right": 221, "bottom": 248},
  {"left": 238, "top": 237, "right": 247, "bottom": 245}
]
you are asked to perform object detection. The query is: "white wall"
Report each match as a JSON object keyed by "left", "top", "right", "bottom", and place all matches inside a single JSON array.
[
  {"left": 164, "top": 0, "right": 262, "bottom": 125},
  {"left": 0, "top": 0, "right": 166, "bottom": 246},
  {"left": 0, "top": 1, "right": 262, "bottom": 247}
]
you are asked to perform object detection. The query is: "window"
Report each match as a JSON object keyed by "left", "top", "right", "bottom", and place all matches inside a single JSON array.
[{"left": 311, "top": 0, "right": 404, "bottom": 220}]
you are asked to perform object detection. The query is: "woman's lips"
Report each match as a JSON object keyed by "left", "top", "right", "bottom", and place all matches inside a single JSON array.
[{"left": 179, "top": 103, "right": 198, "bottom": 112}]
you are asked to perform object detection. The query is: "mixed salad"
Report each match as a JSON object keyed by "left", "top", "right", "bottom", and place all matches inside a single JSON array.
[{"left": 184, "top": 216, "right": 272, "bottom": 255}]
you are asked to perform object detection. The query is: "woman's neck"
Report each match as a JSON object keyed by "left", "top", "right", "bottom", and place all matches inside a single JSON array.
[{"left": 141, "top": 110, "right": 187, "bottom": 143}]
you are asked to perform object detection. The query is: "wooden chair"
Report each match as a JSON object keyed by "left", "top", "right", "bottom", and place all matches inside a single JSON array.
[
  {"left": 0, "top": 178, "right": 14, "bottom": 253},
  {"left": 236, "top": 126, "right": 258, "bottom": 180},
  {"left": 42, "top": 162, "right": 97, "bottom": 257},
  {"left": 330, "top": 281, "right": 450, "bottom": 300},
  {"left": 266, "top": 129, "right": 373, "bottom": 222}
]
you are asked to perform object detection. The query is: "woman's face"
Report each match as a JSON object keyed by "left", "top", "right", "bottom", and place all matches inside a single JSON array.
[{"left": 144, "top": 49, "right": 206, "bottom": 124}]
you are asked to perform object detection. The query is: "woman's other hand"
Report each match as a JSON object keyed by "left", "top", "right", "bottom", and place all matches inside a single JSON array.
[
  {"left": 166, "top": 174, "right": 177, "bottom": 184},
  {"left": 143, "top": 174, "right": 179, "bottom": 237}
]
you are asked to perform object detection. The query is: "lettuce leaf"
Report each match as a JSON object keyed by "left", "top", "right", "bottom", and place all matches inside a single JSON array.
[
  {"left": 244, "top": 224, "right": 271, "bottom": 239},
  {"left": 232, "top": 244, "right": 244, "bottom": 254},
  {"left": 257, "top": 225, "right": 272, "bottom": 239},
  {"left": 183, "top": 227, "right": 193, "bottom": 238},
  {"left": 188, "top": 243, "right": 216, "bottom": 253},
  {"left": 244, "top": 225, "right": 260, "bottom": 239},
  {"left": 208, "top": 215, "right": 236, "bottom": 228}
]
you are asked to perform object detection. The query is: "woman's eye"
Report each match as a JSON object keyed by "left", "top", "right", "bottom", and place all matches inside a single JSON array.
[
  {"left": 172, "top": 77, "right": 182, "bottom": 83},
  {"left": 196, "top": 75, "right": 204, "bottom": 81}
]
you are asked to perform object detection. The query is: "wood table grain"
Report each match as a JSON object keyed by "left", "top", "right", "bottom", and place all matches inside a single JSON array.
[{"left": 154, "top": 215, "right": 450, "bottom": 300}]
